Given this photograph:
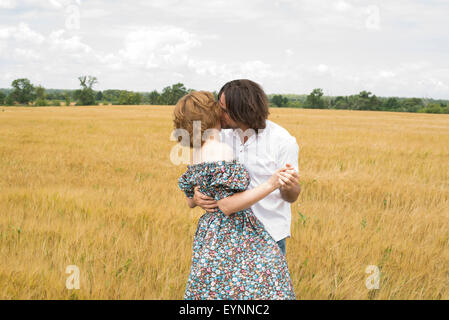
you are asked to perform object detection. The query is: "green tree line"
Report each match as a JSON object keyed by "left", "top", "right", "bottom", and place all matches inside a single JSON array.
[
  {"left": 0, "top": 77, "right": 193, "bottom": 107},
  {"left": 1, "top": 78, "right": 448, "bottom": 114},
  {"left": 269, "top": 89, "right": 449, "bottom": 114}
]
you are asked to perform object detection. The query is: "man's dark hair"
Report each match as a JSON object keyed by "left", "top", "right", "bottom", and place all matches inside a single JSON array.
[{"left": 218, "top": 79, "right": 270, "bottom": 131}]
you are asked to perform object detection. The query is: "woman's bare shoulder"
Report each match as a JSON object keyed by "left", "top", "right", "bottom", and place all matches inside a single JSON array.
[{"left": 201, "top": 140, "right": 235, "bottom": 162}]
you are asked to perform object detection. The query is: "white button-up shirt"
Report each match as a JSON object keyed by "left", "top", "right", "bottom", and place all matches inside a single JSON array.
[{"left": 220, "top": 119, "right": 299, "bottom": 242}]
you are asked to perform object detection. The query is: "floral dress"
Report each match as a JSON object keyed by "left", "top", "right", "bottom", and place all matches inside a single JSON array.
[{"left": 178, "top": 159, "right": 296, "bottom": 300}]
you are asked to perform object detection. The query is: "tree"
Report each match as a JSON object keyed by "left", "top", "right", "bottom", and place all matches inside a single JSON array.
[
  {"left": 64, "top": 91, "right": 71, "bottom": 106},
  {"left": 359, "top": 90, "right": 371, "bottom": 99},
  {"left": 95, "top": 91, "right": 103, "bottom": 101},
  {"left": 0, "top": 91, "right": 5, "bottom": 105},
  {"left": 11, "top": 78, "right": 35, "bottom": 104},
  {"left": 103, "top": 90, "right": 121, "bottom": 104},
  {"left": 285, "top": 100, "right": 302, "bottom": 108},
  {"left": 74, "top": 76, "right": 97, "bottom": 105},
  {"left": 369, "top": 94, "right": 381, "bottom": 111},
  {"left": 118, "top": 91, "right": 142, "bottom": 105},
  {"left": 148, "top": 90, "right": 160, "bottom": 105},
  {"left": 159, "top": 83, "right": 189, "bottom": 105},
  {"left": 5, "top": 94, "right": 15, "bottom": 106},
  {"left": 401, "top": 98, "right": 423, "bottom": 112},
  {"left": 118, "top": 91, "right": 128, "bottom": 105},
  {"left": 383, "top": 97, "right": 400, "bottom": 110},
  {"left": 35, "top": 85, "right": 47, "bottom": 106},
  {"left": 348, "top": 91, "right": 380, "bottom": 111},
  {"left": 134, "top": 92, "right": 142, "bottom": 105},
  {"left": 355, "top": 91, "right": 371, "bottom": 110},
  {"left": 419, "top": 103, "right": 445, "bottom": 114},
  {"left": 271, "top": 95, "right": 288, "bottom": 107},
  {"left": 333, "top": 96, "right": 348, "bottom": 109},
  {"left": 304, "top": 88, "right": 324, "bottom": 109}
]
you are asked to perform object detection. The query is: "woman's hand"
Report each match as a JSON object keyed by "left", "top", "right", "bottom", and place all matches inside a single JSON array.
[
  {"left": 278, "top": 164, "right": 301, "bottom": 203},
  {"left": 267, "top": 168, "right": 288, "bottom": 190}
]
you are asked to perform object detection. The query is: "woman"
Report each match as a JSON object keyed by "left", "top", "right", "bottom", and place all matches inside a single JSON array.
[{"left": 174, "top": 91, "right": 295, "bottom": 300}]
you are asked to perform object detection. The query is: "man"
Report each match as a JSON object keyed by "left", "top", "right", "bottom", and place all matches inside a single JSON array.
[{"left": 192, "top": 79, "right": 300, "bottom": 255}]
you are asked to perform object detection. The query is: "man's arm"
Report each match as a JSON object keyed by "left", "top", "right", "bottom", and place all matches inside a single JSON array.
[
  {"left": 186, "top": 196, "right": 196, "bottom": 208},
  {"left": 192, "top": 186, "right": 218, "bottom": 212}
]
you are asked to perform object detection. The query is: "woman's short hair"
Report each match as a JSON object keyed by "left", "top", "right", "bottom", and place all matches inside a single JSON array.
[
  {"left": 173, "top": 91, "right": 221, "bottom": 148},
  {"left": 218, "top": 79, "right": 270, "bottom": 132}
]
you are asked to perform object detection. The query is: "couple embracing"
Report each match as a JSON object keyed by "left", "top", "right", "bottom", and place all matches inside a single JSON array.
[{"left": 173, "top": 79, "right": 300, "bottom": 300}]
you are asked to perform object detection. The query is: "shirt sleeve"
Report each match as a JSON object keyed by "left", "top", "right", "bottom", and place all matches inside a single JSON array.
[{"left": 277, "top": 136, "right": 300, "bottom": 173}]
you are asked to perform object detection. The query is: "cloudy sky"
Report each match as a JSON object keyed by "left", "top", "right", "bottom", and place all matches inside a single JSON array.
[{"left": 1, "top": 0, "right": 448, "bottom": 98}]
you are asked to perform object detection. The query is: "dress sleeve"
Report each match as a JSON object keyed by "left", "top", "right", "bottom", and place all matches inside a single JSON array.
[
  {"left": 178, "top": 169, "right": 195, "bottom": 199},
  {"left": 210, "top": 161, "right": 251, "bottom": 200}
]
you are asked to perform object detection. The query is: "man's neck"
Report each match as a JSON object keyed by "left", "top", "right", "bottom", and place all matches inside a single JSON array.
[{"left": 234, "top": 125, "right": 253, "bottom": 145}]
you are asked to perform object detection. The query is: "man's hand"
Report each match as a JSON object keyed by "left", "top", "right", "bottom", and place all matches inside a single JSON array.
[
  {"left": 278, "top": 163, "right": 301, "bottom": 203},
  {"left": 193, "top": 186, "right": 218, "bottom": 213}
]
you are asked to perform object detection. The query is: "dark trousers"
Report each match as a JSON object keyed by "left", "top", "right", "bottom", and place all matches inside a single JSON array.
[{"left": 277, "top": 238, "right": 286, "bottom": 255}]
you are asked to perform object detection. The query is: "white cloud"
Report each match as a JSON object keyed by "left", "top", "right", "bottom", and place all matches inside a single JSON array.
[
  {"left": 285, "top": 49, "right": 294, "bottom": 57},
  {"left": 317, "top": 64, "right": 329, "bottom": 74},
  {"left": 334, "top": 1, "right": 352, "bottom": 12},
  {"left": 48, "top": 0, "right": 63, "bottom": 9},
  {"left": 0, "top": 0, "right": 16, "bottom": 9},
  {"left": 118, "top": 26, "right": 201, "bottom": 69},
  {"left": 140, "top": 0, "right": 268, "bottom": 22},
  {"left": 187, "top": 59, "right": 279, "bottom": 82},
  {"left": 48, "top": 29, "right": 91, "bottom": 54},
  {"left": 0, "top": 22, "right": 45, "bottom": 44},
  {"left": 96, "top": 53, "right": 123, "bottom": 71},
  {"left": 0, "top": 28, "right": 10, "bottom": 39},
  {"left": 14, "top": 48, "right": 40, "bottom": 60},
  {"left": 0, "top": 23, "right": 91, "bottom": 57},
  {"left": 379, "top": 71, "right": 395, "bottom": 78}
]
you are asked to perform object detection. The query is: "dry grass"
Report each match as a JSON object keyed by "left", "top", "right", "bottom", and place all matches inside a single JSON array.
[{"left": 0, "top": 105, "right": 448, "bottom": 299}]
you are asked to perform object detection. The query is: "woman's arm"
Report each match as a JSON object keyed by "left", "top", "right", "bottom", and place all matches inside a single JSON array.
[{"left": 217, "top": 168, "right": 285, "bottom": 216}]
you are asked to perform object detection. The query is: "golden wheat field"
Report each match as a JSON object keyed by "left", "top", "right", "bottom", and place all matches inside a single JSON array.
[{"left": 0, "top": 105, "right": 448, "bottom": 300}]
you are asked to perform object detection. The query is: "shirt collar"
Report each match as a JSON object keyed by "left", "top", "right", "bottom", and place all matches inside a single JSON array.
[
  {"left": 230, "top": 120, "right": 270, "bottom": 146},
  {"left": 231, "top": 119, "right": 271, "bottom": 137}
]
